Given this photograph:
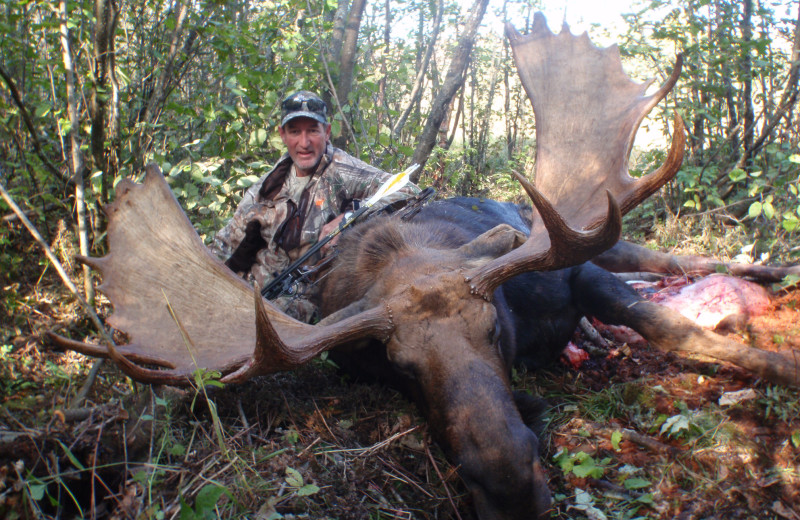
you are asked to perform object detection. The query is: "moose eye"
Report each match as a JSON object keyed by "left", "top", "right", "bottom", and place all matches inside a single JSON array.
[
  {"left": 489, "top": 321, "right": 501, "bottom": 345},
  {"left": 393, "top": 360, "right": 417, "bottom": 380},
  {"left": 386, "top": 348, "right": 418, "bottom": 380}
]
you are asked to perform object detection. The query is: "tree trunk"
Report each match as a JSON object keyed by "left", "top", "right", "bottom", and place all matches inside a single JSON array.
[
  {"left": 411, "top": 0, "right": 489, "bottom": 182},
  {"left": 502, "top": 1, "right": 514, "bottom": 159},
  {"left": 376, "top": 0, "right": 390, "bottom": 131},
  {"left": 392, "top": 0, "right": 443, "bottom": 138},
  {"left": 449, "top": 83, "right": 464, "bottom": 148},
  {"left": 328, "top": 0, "right": 349, "bottom": 65},
  {"left": 331, "top": 0, "right": 368, "bottom": 149},
  {"left": 59, "top": 0, "right": 94, "bottom": 304},
  {"left": 739, "top": 0, "right": 754, "bottom": 166},
  {"left": 476, "top": 55, "right": 499, "bottom": 174},
  {"left": 738, "top": 0, "right": 800, "bottom": 165},
  {"left": 91, "top": 0, "right": 120, "bottom": 210},
  {"left": 0, "top": 65, "right": 68, "bottom": 185}
]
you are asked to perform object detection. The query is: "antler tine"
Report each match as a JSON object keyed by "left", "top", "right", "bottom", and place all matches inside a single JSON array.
[
  {"left": 467, "top": 174, "right": 621, "bottom": 298},
  {"left": 223, "top": 288, "right": 395, "bottom": 383},
  {"left": 601, "top": 113, "right": 685, "bottom": 225},
  {"left": 585, "top": 58, "right": 686, "bottom": 229},
  {"left": 45, "top": 332, "right": 177, "bottom": 368}
]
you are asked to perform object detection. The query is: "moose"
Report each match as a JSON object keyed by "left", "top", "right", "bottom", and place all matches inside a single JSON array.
[{"left": 49, "top": 15, "right": 800, "bottom": 519}]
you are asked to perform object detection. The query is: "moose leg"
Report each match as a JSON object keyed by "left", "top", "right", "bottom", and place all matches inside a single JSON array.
[
  {"left": 593, "top": 240, "right": 800, "bottom": 283},
  {"left": 572, "top": 263, "right": 800, "bottom": 387}
]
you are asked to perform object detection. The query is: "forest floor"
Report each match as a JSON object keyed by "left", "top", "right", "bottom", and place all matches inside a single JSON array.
[{"left": 1, "top": 217, "right": 800, "bottom": 520}]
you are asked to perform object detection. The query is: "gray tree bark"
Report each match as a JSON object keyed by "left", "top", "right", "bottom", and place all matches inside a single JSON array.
[{"left": 410, "top": 0, "right": 489, "bottom": 182}]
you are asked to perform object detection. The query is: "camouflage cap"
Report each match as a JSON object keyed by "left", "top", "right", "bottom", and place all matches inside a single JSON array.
[{"left": 280, "top": 91, "right": 328, "bottom": 126}]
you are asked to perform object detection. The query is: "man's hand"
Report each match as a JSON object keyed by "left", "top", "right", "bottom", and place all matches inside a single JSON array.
[{"left": 319, "top": 213, "right": 346, "bottom": 254}]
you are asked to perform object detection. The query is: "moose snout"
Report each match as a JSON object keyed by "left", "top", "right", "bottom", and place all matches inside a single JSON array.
[
  {"left": 463, "top": 425, "right": 552, "bottom": 520},
  {"left": 428, "top": 359, "right": 552, "bottom": 519}
]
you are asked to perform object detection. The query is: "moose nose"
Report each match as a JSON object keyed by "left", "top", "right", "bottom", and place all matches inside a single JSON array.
[{"left": 468, "top": 430, "right": 552, "bottom": 519}]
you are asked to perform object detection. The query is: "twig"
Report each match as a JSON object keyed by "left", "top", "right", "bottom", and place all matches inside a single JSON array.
[
  {"left": 582, "top": 419, "right": 678, "bottom": 455},
  {"left": 376, "top": 454, "right": 435, "bottom": 498},
  {"left": 323, "top": 426, "right": 420, "bottom": 458},
  {"left": 0, "top": 180, "right": 116, "bottom": 405},
  {"left": 424, "top": 437, "right": 463, "bottom": 520},
  {"left": 71, "top": 358, "right": 105, "bottom": 408},
  {"left": 2, "top": 201, "right": 67, "bottom": 222},
  {"left": 58, "top": 407, "right": 93, "bottom": 422},
  {"left": 236, "top": 397, "right": 253, "bottom": 447},
  {"left": 590, "top": 478, "right": 641, "bottom": 500},
  {"left": 313, "top": 398, "right": 339, "bottom": 444}
]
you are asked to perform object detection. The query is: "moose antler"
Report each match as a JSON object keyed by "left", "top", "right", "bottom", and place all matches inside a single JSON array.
[
  {"left": 47, "top": 164, "right": 394, "bottom": 385},
  {"left": 468, "top": 14, "right": 685, "bottom": 297}
]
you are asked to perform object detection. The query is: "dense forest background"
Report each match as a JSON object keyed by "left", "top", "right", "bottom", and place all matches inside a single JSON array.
[{"left": 2, "top": 0, "right": 799, "bottom": 284}]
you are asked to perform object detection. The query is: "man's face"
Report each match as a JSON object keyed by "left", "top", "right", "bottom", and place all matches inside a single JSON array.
[{"left": 278, "top": 117, "right": 331, "bottom": 176}]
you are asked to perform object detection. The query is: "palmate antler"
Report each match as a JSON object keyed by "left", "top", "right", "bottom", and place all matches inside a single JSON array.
[
  {"left": 48, "top": 164, "right": 394, "bottom": 385},
  {"left": 468, "top": 14, "right": 685, "bottom": 297}
]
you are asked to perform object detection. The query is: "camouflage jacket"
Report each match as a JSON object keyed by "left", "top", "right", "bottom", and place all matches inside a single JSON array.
[{"left": 211, "top": 144, "right": 418, "bottom": 319}]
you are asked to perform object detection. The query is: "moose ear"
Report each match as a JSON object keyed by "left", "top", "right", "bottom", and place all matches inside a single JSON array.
[{"left": 456, "top": 224, "right": 527, "bottom": 262}]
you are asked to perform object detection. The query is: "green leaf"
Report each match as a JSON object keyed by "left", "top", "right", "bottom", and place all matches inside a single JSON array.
[
  {"left": 29, "top": 483, "right": 46, "bottom": 501},
  {"left": 624, "top": 477, "right": 651, "bottom": 490},
  {"left": 57, "top": 440, "right": 86, "bottom": 471},
  {"left": 763, "top": 202, "right": 775, "bottom": 219},
  {"left": 237, "top": 175, "right": 261, "bottom": 187},
  {"left": 748, "top": 201, "right": 763, "bottom": 218},
  {"left": 249, "top": 128, "right": 268, "bottom": 147},
  {"left": 636, "top": 493, "right": 656, "bottom": 505},
  {"left": 194, "top": 484, "right": 228, "bottom": 515},
  {"left": 169, "top": 443, "right": 186, "bottom": 456},
  {"left": 791, "top": 431, "right": 800, "bottom": 448},
  {"left": 728, "top": 168, "right": 746, "bottom": 182},
  {"left": 179, "top": 497, "right": 197, "bottom": 520},
  {"left": 553, "top": 448, "right": 573, "bottom": 472},
  {"left": 297, "top": 484, "right": 320, "bottom": 496},
  {"left": 285, "top": 467, "right": 304, "bottom": 488},
  {"left": 571, "top": 452, "right": 605, "bottom": 479},
  {"left": 34, "top": 102, "right": 51, "bottom": 118},
  {"left": 611, "top": 431, "right": 622, "bottom": 451}
]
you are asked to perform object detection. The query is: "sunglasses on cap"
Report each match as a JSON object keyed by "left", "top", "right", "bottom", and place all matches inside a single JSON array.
[{"left": 281, "top": 91, "right": 328, "bottom": 126}]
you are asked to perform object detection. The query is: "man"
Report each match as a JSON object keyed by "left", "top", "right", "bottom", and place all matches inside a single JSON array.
[{"left": 212, "top": 90, "right": 419, "bottom": 322}]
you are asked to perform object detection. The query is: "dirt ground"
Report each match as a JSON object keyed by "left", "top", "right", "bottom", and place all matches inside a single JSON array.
[{"left": 1, "top": 231, "right": 799, "bottom": 519}]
